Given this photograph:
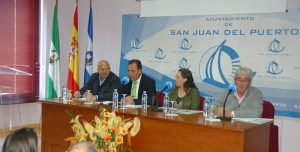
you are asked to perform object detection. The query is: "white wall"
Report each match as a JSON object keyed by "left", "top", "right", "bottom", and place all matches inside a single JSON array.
[{"left": 41, "top": 0, "right": 300, "bottom": 151}]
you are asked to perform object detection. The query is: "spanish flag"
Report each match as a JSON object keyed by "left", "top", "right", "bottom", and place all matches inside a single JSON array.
[{"left": 67, "top": 3, "right": 79, "bottom": 95}]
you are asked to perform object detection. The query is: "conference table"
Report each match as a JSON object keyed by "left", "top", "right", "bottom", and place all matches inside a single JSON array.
[{"left": 40, "top": 99, "right": 270, "bottom": 152}]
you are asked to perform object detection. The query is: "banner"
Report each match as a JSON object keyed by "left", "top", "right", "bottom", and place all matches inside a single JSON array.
[
  {"left": 47, "top": 5, "right": 60, "bottom": 98},
  {"left": 84, "top": 4, "right": 93, "bottom": 85},
  {"left": 120, "top": 9, "right": 300, "bottom": 118},
  {"left": 67, "top": 4, "right": 79, "bottom": 95}
]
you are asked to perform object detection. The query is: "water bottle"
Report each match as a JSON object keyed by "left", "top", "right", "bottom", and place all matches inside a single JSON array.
[
  {"left": 163, "top": 93, "right": 169, "bottom": 113},
  {"left": 61, "top": 83, "right": 67, "bottom": 99},
  {"left": 203, "top": 99, "right": 210, "bottom": 118},
  {"left": 142, "top": 91, "right": 147, "bottom": 112},
  {"left": 113, "top": 89, "right": 118, "bottom": 109}
]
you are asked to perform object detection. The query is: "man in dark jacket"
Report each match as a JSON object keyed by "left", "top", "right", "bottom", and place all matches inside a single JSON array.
[
  {"left": 74, "top": 60, "right": 120, "bottom": 101},
  {"left": 119, "top": 59, "right": 156, "bottom": 105}
]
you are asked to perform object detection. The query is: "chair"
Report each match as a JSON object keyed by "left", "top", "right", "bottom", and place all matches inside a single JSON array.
[
  {"left": 199, "top": 96, "right": 205, "bottom": 111},
  {"left": 155, "top": 91, "right": 165, "bottom": 107},
  {"left": 262, "top": 100, "right": 279, "bottom": 152}
]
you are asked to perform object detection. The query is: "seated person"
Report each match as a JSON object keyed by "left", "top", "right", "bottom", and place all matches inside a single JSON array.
[
  {"left": 169, "top": 68, "right": 200, "bottom": 110},
  {"left": 211, "top": 67, "right": 263, "bottom": 118},
  {"left": 2, "top": 127, "right": 38, "bottom": 152},
  {"left": 119, "top": 59, "right": 156, "bottom": 105},
  {"left": 74, "top": 60, "right": 120, "bottom": 101},
  {"left": 68, "top": 142, "right": 97, "bottom": 152}
]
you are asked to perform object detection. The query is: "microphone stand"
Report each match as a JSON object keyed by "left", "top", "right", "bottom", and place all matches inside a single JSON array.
[
  {"left": 150, "top": 87, "right": 167, "bottom": 112},
  {"left": 216, "top": 90, "right": 232, "bottom": 121}
]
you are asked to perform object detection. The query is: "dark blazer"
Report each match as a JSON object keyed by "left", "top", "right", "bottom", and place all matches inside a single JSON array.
[
  {"left": 119, "top": 74, "right": 156, "bottom": 105},
  {"left": 79, "top": 72, "right": 120, "bottom": 101}
]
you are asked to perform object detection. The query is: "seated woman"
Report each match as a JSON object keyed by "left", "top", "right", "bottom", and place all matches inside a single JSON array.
[
  {"left": 169, "top": 68, "right": 200, "bottom": 110},
  {"left": 2, "top": 127, "right": 38, "bottom": 152}
]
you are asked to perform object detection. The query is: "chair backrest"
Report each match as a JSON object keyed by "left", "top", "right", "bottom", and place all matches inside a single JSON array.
[
  {"left": 199, "top": 96, "right": 205, "bottom": 111},
  {"left": 262, "top": 100, "right": 275, "bottom": 119},
  {"left": 156, "top": 91, "right": 165, "bottom": 107}
]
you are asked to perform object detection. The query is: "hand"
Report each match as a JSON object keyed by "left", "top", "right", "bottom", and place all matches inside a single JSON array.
[
  {"left": 214, "top": 107, "right": 232, "bottom": 117},
  {"left": 125, "top": 96, "right": 134, "bottom": 104},
  {"left": 74, "top": 91, "right": 81, "bottom": 98},
  {"left": 83, "top": 92, "right": 96, "bottom": 101}
]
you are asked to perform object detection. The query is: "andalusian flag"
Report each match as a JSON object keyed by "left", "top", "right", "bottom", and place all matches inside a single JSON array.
[
  {"left": 67, "top": 3, "right": 79, "bottom": 95},
  {"left": 47, "top": 5, "right": 60, "bottom": 98},
  {"left": 84, "top": 3, "right": 93, "bottom": 85}
]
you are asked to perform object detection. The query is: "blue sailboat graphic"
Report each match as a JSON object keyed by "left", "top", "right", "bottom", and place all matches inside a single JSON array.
[
  {"left": 202, "top": 40, "right": 241, "bottom": 88},
  {"left": 155, "top": 48, "right": 166, "bottom": 59},
  {"left": 269, "top": 38, "right": 285, "bottom": 53},
  {"left": 180, "top": 38, "right": 192, "bottom": 50},
  {"left": 179, "top": 57, "right": 191, "bottom": 69},
  {"left": 131, "top": 38, "right": 143, "bottom": 49},
  {"left": 267, "top": 60, "right": 283, "bottom": 75}
]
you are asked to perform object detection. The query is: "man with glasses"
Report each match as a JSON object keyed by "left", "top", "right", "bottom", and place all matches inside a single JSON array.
[
  {"left": 211, "top": 67, "right": 263, "bottom": 118},
  {"left": 74, "top": 60, "right": 120, "bottom": 101}
]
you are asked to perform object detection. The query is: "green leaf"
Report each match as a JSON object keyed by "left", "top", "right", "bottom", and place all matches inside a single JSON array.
[
  {"left": 122, "top": 148, "right": 133, "bottom": 152},
  {"left": 66, "top": 110, "right": 74, "bottom": 119}
]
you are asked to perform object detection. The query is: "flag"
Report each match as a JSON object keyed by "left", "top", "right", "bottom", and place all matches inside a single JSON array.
[
  {"left": 47, "top": 5, "right": 61, "bottom": 98},
  {"left": 67, "top": 3, "right": 79, "bottom": 95},
  {"left": 84, "top": 4, "right": 93, "bottom": 85}
]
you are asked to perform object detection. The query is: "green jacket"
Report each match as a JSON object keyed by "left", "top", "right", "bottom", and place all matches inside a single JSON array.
[{"left": 169, "top": 87, "right": 200, "bottom": 110}]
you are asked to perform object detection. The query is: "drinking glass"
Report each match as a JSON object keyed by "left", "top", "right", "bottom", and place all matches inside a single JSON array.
[
  {"left": 66, "top": 90, "right": 73, "bottom": 101},
  {"left": 120, "top": 94, "right": 127, "bottom": 109},
  {"left": 208, "top": 104, "right": 216, "bottom": 119},
  {"left": 86, "top": 90, "right": 92, "bottom": 104},
  {"left": 169, "top": 101, "right": 177, "bottom": 115}
]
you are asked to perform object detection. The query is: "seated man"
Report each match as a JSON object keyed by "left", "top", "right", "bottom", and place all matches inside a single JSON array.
[
  {"left": 211, "top": 67, "right": 263, "bottom": 118},
  {"left": 74, "top": 60, "right": 120, "bottom": 101},
  {"left": 119, "top": 59, "right": 156, "bottom": 105}
]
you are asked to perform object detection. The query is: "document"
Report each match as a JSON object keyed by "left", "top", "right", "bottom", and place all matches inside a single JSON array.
[
  {"left": 175, "top": 109, "right": 202, "bottom": 115},
  {"left": 232, "top": 118, "right": 273, "bottom": 124}
]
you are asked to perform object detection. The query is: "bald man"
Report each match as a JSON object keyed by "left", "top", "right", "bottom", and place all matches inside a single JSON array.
[
  {"left": 68, "top": 142, "right": 97, "bottom": 152},
  {"left": 74, "top": 60, "right": 120, "bottom": 101}
]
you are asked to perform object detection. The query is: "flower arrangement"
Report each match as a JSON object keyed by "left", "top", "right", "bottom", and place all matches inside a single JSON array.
[{"left": 65, "top": 108, "right": 141, "bottom": 152}]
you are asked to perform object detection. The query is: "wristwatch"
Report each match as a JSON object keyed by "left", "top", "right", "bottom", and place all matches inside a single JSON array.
[{"left": 231, "top": 111, "right": 235, "bottom": 118}]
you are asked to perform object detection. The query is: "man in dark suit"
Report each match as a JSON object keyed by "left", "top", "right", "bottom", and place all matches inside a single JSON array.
[
  {"left": 74, "top": 60, "right": 120, "bottom": 101},
  {"left": 119, "top": 59, "right": 156, "bottom": 105}
]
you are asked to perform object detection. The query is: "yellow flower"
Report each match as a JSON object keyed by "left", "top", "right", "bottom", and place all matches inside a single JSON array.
[
  {"left": 104, "top": 112, "right": 110, "bottom": 118},
  {"left": 119, "top": 127, "right": 128, "bottom": 135},
  {"left": 111, "top": 125, "right": 119, "bottom": 133},
  {"left": 102, "top": 120, "right": 109, "bottom": 129},
  {"left": 115, "top": 135, "right": 123, "bottom": 145}
]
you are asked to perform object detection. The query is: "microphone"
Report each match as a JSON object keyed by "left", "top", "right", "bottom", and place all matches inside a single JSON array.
[
  {"left": 116, "top": 76, "right": 129, "bottom": 90},
  {"left": 151, "top": 81, "right": 174, "bottom": 112},
  {"left": 216, "top": 84, "right": 236, "bottom": 121}
]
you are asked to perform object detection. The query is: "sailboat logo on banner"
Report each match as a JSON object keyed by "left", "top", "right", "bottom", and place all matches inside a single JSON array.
[
  {"left": 179, "top": 57, "right": 191, "bottom": 69},
  {"left": 131, "top": 38, "right": 143, "bottom": 49},
  {"left": 199, "top": 40, "right": 241, "bottom": 89},
  {"left": 267, "top": 60, "right": 283, "bottom": 75},
  {"left": 180, "top": 38, "right": 192, "bottom": 50},
  {"left": 155, "top": 48, "right": 166, "bottom": 59},
  {"left": 268, "top": 38, "right": 285, "bottom": 53}
]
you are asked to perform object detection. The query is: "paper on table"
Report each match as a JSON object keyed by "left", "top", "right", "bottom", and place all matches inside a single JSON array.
[
  {"left": 175, "top": 109, "right": 202, "bottom": 115},
  {"left": 232, "top": 118, "right": 273, "bottom": 124},
  {"left": 101, "top": 101, "right": 113, "bottom": 105},
  {"left": 124, "top": 105, "right": 150, "bottom": 108},
  {"left": 205, "top": 118, "right": 221, "bottom": 122}
]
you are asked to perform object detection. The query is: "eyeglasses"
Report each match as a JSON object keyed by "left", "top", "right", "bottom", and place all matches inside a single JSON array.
[{"left": 235, "top": 79, "right": 250, "bottom": 83}]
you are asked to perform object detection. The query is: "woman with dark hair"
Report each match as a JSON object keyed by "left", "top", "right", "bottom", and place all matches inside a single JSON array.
[
  {"left": 2, "top": 127, "right": 38, "bottom": 152},
  {"left": 169, "top": 68, "right": 200, "bottom": 110}
]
